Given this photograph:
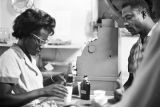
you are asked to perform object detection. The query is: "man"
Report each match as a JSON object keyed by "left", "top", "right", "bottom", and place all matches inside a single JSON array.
[
  {"left": 112, "top": 0, "right": 160, "bottom": 106},
  {"left": 108, "top": 0, "right": 155, "bottom": 104},
  {"left": 122, "top": 0, "right": 155, "bottom": 90},
  {"left": 92, "top": 0, "right": 160, "bottom": 106}
]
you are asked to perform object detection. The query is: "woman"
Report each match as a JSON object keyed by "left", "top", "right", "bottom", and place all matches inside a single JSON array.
[{"left": 0, "top": 9, "right": 67, "bottom": 107}]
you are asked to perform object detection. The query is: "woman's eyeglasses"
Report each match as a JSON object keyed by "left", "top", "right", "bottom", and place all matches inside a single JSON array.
[{"left": 31, "top": 33, "right": 48, "bottom": 45}]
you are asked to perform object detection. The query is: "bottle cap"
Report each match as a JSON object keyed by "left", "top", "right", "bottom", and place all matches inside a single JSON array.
[
  {"left": 67, "top": 74, "right": 73, "bottom": 83},
  {"left": 83, "top": 75, "right": 88, "bottom": 78}
]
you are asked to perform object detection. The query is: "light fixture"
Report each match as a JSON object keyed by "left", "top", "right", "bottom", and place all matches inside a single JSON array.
[{"left": 10, "top": 0, "right": 35, "bottom": 13}]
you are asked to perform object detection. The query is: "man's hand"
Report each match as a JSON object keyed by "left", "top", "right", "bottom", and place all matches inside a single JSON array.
[
  {"left": 108, "top": 78, "right": 124, "bottom": 104},
  {"left": 114, "top": 88, "right": 124, "bottom": 101}
]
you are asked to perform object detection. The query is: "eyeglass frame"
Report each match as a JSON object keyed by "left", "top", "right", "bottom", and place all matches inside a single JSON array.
[{"left": 31, "top": 33, "right": 49, "bottom": 45}]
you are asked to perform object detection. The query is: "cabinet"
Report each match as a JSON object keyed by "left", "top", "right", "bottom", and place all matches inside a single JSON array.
[
  {"left": 0, "top": 44, "right": 82, "bottom": 73},
  {"left": 39, "top": 44, "right": 82, "bottom": 72},
  {"left": 76, "top": 19, "right": 118, "bottom": 95}
]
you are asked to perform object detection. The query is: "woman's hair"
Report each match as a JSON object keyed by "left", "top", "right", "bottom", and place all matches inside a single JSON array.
[{"left": 12, "top": 8, "right": 56, "bottom": 39}]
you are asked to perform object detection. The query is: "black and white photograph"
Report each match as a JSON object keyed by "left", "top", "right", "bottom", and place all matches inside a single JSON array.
[{"left": 0, "top": 0, "right": 159, "bottom": 107}]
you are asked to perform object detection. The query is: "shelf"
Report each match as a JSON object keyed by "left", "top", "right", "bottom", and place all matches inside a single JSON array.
[
  {"left": 0, "top": 43, "right": 12, "bottom": 47},
  {"left": 44, "top": 61, "right": 69, "bottom": 66},
  {"left": 0, "top": 43, "right": 82, "bottom": 49},
  {"left": 41, "top": 44, "right": 82, "bottom": 49}
]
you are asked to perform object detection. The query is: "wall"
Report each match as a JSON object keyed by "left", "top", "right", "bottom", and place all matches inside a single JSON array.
[
  {"left": 32, "top": 0, "right": 98, "bottom": 72},
  {"left": 0, "top": 0, "right": 98, "bottom": 45},
  {"left": 0, "top": 0, "right": 18, "bottom": 29},
  {"left": 119, "top": 36, "right": 138, "bottom": 84},
  {"left": 34, "top": 0, "right": 97, "bottom": 44},
  {"left": 39, "top": 46, "right": 82, "bottom": 72},
  {"left": 0, "top": 0, "right": 96, "bottom": 72}
]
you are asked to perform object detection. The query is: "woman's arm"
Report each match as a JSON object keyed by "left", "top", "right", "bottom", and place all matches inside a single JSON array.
[
  {"left": 0, "top": 82, "right": 43, "bottom": 107},
  {"left": 42, "top": 71, "right": 66, "bottom": 86},
  {"left": 0, "top": 82, "right": 67, "bottom": 107}
]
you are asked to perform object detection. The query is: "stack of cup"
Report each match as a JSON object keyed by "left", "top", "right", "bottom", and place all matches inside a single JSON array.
[
  {"left": 93, "top": 90, "right": 107, "bottom": 106},
  {"left": 64, "top": 85, "right": 73, "bottom": 105}
]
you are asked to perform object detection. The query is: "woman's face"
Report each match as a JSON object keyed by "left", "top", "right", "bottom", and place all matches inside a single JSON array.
[{"left": 24, "top": 28, "right": 51, "bottom": 55}]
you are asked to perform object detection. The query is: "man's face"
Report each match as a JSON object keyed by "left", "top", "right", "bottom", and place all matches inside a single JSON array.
[{"left": 122, "top": 6, "right": 145, "bottom": 35}]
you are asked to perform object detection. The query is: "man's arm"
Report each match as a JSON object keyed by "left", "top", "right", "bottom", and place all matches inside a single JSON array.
[
  {"left": 123, "top": 42, "right": 138, "bottom": 90},
  {"left": 123, "top": 73, "right": 134, "bottom": 90}
]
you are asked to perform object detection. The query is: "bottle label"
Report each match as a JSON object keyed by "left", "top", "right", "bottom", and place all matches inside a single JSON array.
[{"left": 81, "top": 90, "right": 86, "bottom": 94}]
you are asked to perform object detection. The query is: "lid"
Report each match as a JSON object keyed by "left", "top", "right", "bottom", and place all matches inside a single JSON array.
[{"left": 83, "top": 75, "right": 88, "bottom": 78}]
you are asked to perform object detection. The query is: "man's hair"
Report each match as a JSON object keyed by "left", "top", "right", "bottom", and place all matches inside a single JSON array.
[
  {"left": 121, "top": 0, "right": 151, "bottom": 16},
  {"left": 151, "top": 0, "right": 160, "bottom": 20},
  {"left": 12, "top": 8, "right": 56, "bottom": 39}
]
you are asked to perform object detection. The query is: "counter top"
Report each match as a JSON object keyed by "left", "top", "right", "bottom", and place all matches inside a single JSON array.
[{"left": 38, "top": 94, "right": 113, "bottom": 107}]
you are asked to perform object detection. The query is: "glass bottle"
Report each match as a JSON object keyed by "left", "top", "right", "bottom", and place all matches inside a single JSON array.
[
  {"left": 80, "top": 75, "right": 90, "bottom": 100},
  {"left": 64, "top": 63, "right": 74, "bottom": 105}
]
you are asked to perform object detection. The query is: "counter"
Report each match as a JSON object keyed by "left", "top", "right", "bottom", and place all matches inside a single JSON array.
[{"left": 38, "top": 94, "right": 113, "bottom": 107}]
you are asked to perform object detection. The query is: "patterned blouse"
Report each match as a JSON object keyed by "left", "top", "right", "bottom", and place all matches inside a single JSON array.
[{"left": 128, "top": 36, "right": 150, "bottom": 76}]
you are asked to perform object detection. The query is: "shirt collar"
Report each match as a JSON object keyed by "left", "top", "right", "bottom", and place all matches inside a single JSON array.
[
  {"left": 11, "top": 44, "right": 40, "bottom": 76},
  {"left": 138, "top": 36, "right": 149, "bottom": 45},
  {"left": 11, "top": 44, "right": 26, "bottom": 59}
]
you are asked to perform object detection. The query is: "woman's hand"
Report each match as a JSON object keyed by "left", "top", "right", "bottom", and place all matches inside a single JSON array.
[
  {"left": 40, "top": 84, "right": 68, "bottom": 99},
  {"left": 51, "top": 72, "right": 66, "bottom": 85},
  {"left": 43, "top": 72, "right": 67, "bottom": 86}
]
